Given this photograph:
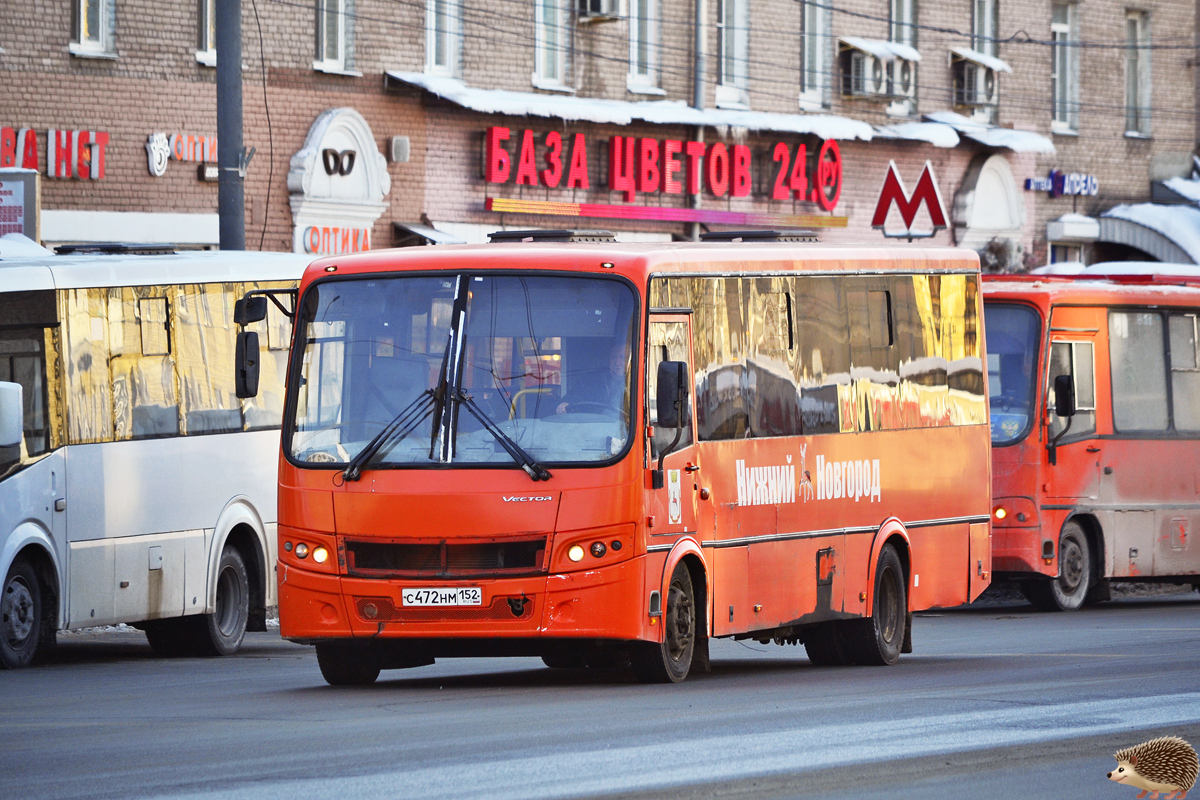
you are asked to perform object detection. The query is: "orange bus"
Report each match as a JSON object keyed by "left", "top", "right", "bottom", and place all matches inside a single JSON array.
[
  {"left": 983, "top": 273, "right": 1200, "bottom": 610},
  {"left": 237, "top": 232, "right": 993, "bottom": 684}
]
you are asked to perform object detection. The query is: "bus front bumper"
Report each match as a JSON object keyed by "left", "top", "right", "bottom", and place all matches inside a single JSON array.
[{"left": 278, "top": 557, "right": 649, "bottom": 643}]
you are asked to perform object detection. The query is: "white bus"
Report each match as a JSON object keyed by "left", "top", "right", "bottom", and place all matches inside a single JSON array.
[{"left": 0, "top": 247, "right": 310, "bottom": 668}]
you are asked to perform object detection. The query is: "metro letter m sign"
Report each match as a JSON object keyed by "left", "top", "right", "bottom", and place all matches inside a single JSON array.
[{"left": 871, "top": 160, "right": 948, "bottom": 240}]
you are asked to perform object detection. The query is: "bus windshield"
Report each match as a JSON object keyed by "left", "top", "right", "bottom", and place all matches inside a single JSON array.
[
  {"left": 983, "top": 302, "right": 1041, "bottom": 445},
  {"left": 288, "top": 273, "right": 637, "bottom": 468}
]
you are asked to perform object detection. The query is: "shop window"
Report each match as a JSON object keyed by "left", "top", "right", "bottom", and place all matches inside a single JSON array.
[
  {"left": 1047, "top": 340, "right": 1096, "bottom": 439},
  {"left": 197, "top": 0, "right": 216, "bottom": 66},
  {"left": 799, "top": 0, "right": 830, "bottom": 110},
  {"left": 534, "top": 0, "right": 571, "bottom": 90},
  {"left": 1051, "top": 3, "right": 1080, "bottom": 133},
  {"left": 1050, "top": 243, "right": 1083, "bottom": 264},
  {"left": 1124, "top": 11, "right": 1151, "bottom": 137},
  {"left": 1169, "top": 313, "right": 1199, "bottom": 431},
  {"left": 628, "top": 0, "right": 661, "bottom": 93},
  {"left": 426, "top": 0, "right": 461, "bottom": 76},
  {"left": 71, "top": 0, "right": 114, "bottom": 58},
  {"left": 716, "top": 0, "right": 750, "bottom": 108},
  {"left": 1109, "top": 311, "right": 1168, "bottom": 432},
  {"left": 315, "top": 0, "right": 356, "bottom": 74}
]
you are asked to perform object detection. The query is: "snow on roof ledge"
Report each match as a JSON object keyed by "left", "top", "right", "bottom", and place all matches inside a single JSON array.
[
  {"left": 386, "top": 72, "right": 875, "bottom": 142},
  {"left": 838, "top": 37, "right": 922, "bottom": 62},
  {"left": 922, "top": 111, "right": 1055, "bottom": 154},
  {"left": 1161, "top": 177, "right": 1200, "bottom": 205},
  {"left": 948, "top": 46, "right": 1013, "bottom": 74},
  {"left": 1101, "top": 203, "right": 1200, "bottom": 265},
  {"left": 874, "top": 122, "right": 959, "bottom": 148}
]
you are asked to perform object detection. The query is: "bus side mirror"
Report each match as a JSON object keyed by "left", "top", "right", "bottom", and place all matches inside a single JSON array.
[
  {"left": 234, "top": 296, "right": 268, "bottom": 325},
  {"left": 656, "top": 361, "right": 690, "bottom": 429},
  {"left": 1053, "top": 374, "right": 1076, "bottom": 418},
  {"left": 0, "top": 381, "right": 22, "bottom": 448},
  {"left": 235, "top": 332, "right": 261, "bottom": 398}
]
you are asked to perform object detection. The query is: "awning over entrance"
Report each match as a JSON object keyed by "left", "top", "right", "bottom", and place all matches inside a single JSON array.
[
  {"left": 1100, "top": 203, "right": 1200, "bottom": 264},
  {"left": 392, "top": 222, "right": 466, "bottom": 247}
]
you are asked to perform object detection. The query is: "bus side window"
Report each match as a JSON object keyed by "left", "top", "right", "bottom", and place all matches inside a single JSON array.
[
  {"left": 1169, "top": 313, "right": 1200, "bottom": 431},
  {"left": 175, "top": 284, "right": 244, "bottom": 435},
  {"left": 1047, "top": 340, "right": 1096, "bottom": 438},
  {"left": 647, "top": 321, "right": 692, "bottom": 456},
  {"left": 1109, "top": 311, "right": 1168, "bottom": 432}
]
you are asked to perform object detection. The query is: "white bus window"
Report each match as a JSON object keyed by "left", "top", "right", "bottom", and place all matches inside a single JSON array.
[
  {"left": 1110, "top": 311, "right": 1168, "bottom": 432},
  {"left": 1169, "top": 313, "right": 1200, "bottom": 431},
  {"left": 175, "top": 284, "right": 243, "bottom": 435},
  {"left": 1048, "top": 340, "right": 1096, "bottom": 439}
]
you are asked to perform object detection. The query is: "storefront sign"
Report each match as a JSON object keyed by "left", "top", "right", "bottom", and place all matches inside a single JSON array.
[
  {"left": 483, "top": 127, "right": 844, "bottom": 212},
  {"left": 871, "top": 161, "right": 947, "bottom": 239},
  {"left": 1024, "top": 170, "right": 1099, "bottom": 197},
  {"left": 146, "top": 132, "right": 219, "bottom": 177},
  {"left": 0, "top": 127, "right": 109, "bottom": 179},
  {"left": 302, "top": 225, "right": 370, "bottom": 255}
]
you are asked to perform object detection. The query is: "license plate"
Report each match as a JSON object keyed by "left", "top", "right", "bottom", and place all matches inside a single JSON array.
[{"left": 401, "top": 587, "right": 483, "bottom": 607}]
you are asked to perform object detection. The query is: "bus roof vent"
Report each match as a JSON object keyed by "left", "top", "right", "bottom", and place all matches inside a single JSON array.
[
  {"left": 54, "top": 242, "right": 179, "bottom": 255},
  {"left": 487, "top": 229, "right": 617, "bottom": 244},
  {"left": 699, "top": 229, "right": 818, "bottom": 243}
]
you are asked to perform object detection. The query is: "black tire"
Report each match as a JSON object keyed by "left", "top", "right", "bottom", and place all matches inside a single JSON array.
[
  {"left": 1023, "top": 522, "right": 1090, "bottom": 612},
  {"left": 142, "top": 619, "right": 199, "bottom": 657},
  {"left": 1, "top": 557, "right": 44, "bottom": 669},
  {"left": 542, "top": 652, "right": 587, "bottom": 669},
  {"left": 195, "top": 546, "right": 250, "bottom": 656},
  {"left": 804, "top": 622, "right": 849, "bottom": 666},
  {"left": 843, "top": 544, "right": 906, "bottom": 666},
  {"left": 631, "top": 562, "right": 696, "bottom": 683},
  {"left": 316, "top": 643, "right": 382, "bottom": 686}
]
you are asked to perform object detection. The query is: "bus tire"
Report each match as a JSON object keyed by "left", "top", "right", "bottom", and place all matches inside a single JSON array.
[
  {"left": 196, "top": 546, "right": 250, "bottom": 656},
  {"left": 1023, "top": 522, "right": 1090, "bottom": 612},
  {"left": 1, "top": 557, "right": 44, "bottom": 669},
  {"left": 631, "top": 561, "right": 696, "bottom": 683},
  {"left": 316, "top": 643, "right": 382, "bottom": 686},
  {"left": 542, "top": 652, "right": 587, "bottom": 669},
  {"left": 142, "top": 619, "right": 199, "bottom": 657},
  {"left": 804, "top": 623, "right": 848, "bottom": 666},
  {"left": 844, "top": 545, "right": 906, "bottom": 666}
]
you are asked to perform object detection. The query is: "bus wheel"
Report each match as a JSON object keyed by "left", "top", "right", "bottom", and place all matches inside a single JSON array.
[
  {"left": 141, "top": 619, "right": 198, "bottom": 657},
  {"left": 804, "top": 623, "right": 848, "bottom": 666},
  {"left": 632, "top": 562, "right": 696, "bottom": 683},
  {"left": 1, "top": 557, "right": 43, "bottom": 669},
  {"left": 316, "top": 643, "right": 382, "bottom": 686},
  {"left": 845, "top": 545, "right": 906, "bottom": 666},
  {"left": 542, "top": 652, "right": 587, "bottom": 669},
  {"left": 1023, "top": 522, "right": 1090, "bottom": 612},
  {"left": 196, "top": 546, "right": 250, "bottom": 656}
]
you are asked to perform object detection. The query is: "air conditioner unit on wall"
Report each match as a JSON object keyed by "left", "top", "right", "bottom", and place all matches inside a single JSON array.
[
  {"left": 842, "top": 50, "right": 885, "bottom": 97},
  {"left": 887, "top": 58, "right": 917, "bottom": 100},
  {"left": 953, "top": 60, "right": 999, "bottom": 107},
  {"left": 578, "top": 0, "right": 620, "bottom": 23}
]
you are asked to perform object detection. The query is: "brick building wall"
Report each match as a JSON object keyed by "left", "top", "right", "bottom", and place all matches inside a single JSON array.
[{"left": 0, "top": 0, "right": 1195, "bottom": 264}]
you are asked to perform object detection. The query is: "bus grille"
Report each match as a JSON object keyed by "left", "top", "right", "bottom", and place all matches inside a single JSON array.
[
  {"left": 354, "top": 596, "right": 535, "bottom": 622},
  {"left": 343, "top": 537, "right": 547, "bottom": 578}
]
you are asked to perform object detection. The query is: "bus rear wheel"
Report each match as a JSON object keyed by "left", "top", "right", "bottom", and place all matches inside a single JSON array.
[
  {"left": 1022, "top": 522, "right": 1090, "bottom": 612},
  {"left": 843, "top": 545, "right": 906, "bottom": 666},
  {"left": 1, "top": 557, "right": 44, "bottom": 669},
  {"left": 195, "top": 546, "right": 250, "bottom": 656},
  {"left": 631, "top": 562, "right": 696, "bottom": 683},
  {"left": 316, "top": 643, "right": 382, "bottom": 686}
]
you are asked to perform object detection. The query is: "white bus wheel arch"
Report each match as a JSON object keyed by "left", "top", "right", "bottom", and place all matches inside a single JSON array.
[
  {"left": 1, "top": 525, "right": 64, "bottom": 631},
  {"left": 207, "top": 500, "right": 269, "bottom": 625}
]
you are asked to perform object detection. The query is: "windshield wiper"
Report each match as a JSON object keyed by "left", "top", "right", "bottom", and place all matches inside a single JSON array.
[
  {"left": 455, "top": 391, "right": 552, "bottom": 482},
  {"left": 342, "top": 389, "right": 437, "bottom": 482}
]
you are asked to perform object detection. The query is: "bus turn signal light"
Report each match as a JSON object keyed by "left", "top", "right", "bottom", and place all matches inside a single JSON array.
[
  {"left": 993, "top": 506, "right": 1007, "bottom": 521},
  {"left": 312, "top": 546, "right": 329, "bottom": 564},
  {"left": 295, "top": 543, "right": 309, "bottom": 559},
  {"left": 568, "top": 545, "right": 585, "bottom": 562},
  {"left": 590, "top": 542, "right": 607, "bottom": 558}
]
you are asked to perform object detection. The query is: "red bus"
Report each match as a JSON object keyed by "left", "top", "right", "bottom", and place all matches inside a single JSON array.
[
  {"left": 983, "top": 273, "right": 1200, "bottom": 610},
  {"left": 238, "top": 233, "right": 993, "bottom": 684}
]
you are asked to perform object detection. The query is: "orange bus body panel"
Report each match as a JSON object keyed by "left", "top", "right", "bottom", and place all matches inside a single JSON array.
[{"left": 276, "top": 243, "right": 992, "bottom": 654}]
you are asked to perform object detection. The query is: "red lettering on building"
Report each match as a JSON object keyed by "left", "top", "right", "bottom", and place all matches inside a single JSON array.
[
  {"left": 662, "top": 139, "right": 683, "bottom": 194},
  {"left": 684, "top": 140, "right": 705, "bottom": 194},
  {"left": 75, "top": 131, "right": 92, "bottom": 180},
  {"left": 637, "top": 137, "right": 660, "bottom": 193},
  {"left": 486, "top": 126, "right": 511, "bottom": 183},
  {"left": 515, "top": 129, "right": 539, "bottom": 186},
  {"left": 706, "top": 143, "right": 729, "bottom": 197},
  {"left": 870, "top": 160, "right": 947, "bottom": 236},
  {"left": 731, "top": 144, "right": 751, "bottom": 197},
  {"left": 49, "top": 129, "right": 72, "bottom": 179},
  {"left": 814, "top": 139, "right": 843, "bottom": 212},
  {"left": 0, "top": 128, "right": 15, "bottom": 168},
  {"left": 18, "top": 130, "right": 38, "bottom": 172},
  {"left": 566, "top": 133, "right": 589, "bottom": 189},
  {"left": 542, "top": 131, "right": 563, "bottom": 188},
  {"left": 91, "top": 131, "right": 108, "bottom": 179},
  {"left": 608, "top": 136, "right": 636, "bottom": 202}
]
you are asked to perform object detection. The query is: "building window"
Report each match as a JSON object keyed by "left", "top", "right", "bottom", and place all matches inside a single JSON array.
[
  {"left": 426, "top": 0, "right": 461, "bottom": 76},
  {"left": 628, "top": 0, "right": 661, "bottom": 93},
  {"left": 1125, "top": 11, "right": 1151, "bottom": 136},
  {"left": 1051, "top": 3, "right": 1079, "bottom": 132},
  {"left": 315, "top": 0, "right": 357, "bottom": 74},
  {"left": 887, "top": 0, "right": 917, "bottom": 115},
  {"left": 799, "top": 0, "right": 829, "bottom": 109},
  {"left": 197, "top": 0, "right": 216, "bottom": 67},
  {"left": 716, "top": 0, "right": 749, "bottom": 108},
  {"left": 71, "top": 0, "right": 113, "bottom": 57},
  {"left": 534, "top": 0, "right": 571, "bottom": 90}
]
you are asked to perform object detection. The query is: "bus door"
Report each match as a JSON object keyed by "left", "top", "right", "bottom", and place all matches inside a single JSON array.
[
  {"left": 645, "top": 316, "right": 700, "bottom": 542},
  {"left": 1045, "top": 307, "right": 1102, "bottom": 502}
]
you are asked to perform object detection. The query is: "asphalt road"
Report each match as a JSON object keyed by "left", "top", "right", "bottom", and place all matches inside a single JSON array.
[{"left": 2, "top": 588, "right": 1198, "bottom": 800}]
